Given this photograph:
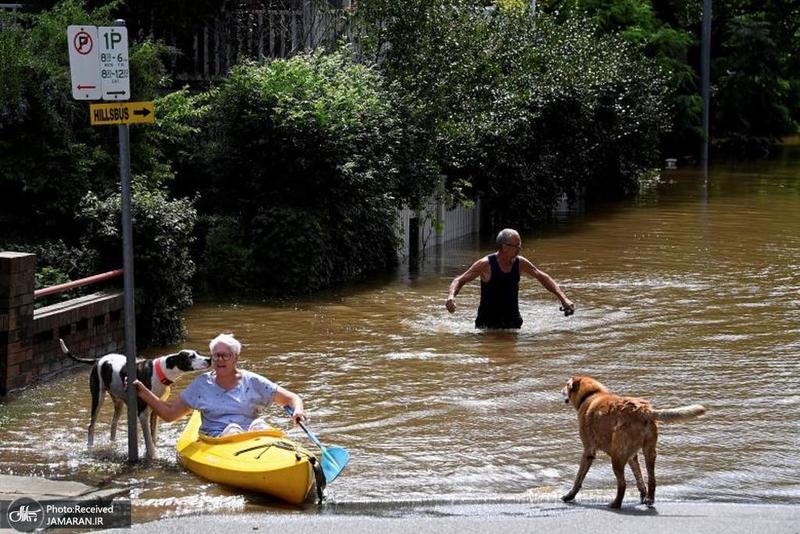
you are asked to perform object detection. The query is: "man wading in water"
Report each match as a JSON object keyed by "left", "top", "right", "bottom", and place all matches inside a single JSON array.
[{"left": 445, "top": 228, "right": 575, "bottom": 329}]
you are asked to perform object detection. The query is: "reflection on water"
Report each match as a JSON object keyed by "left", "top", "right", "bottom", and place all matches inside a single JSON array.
[{"left": 2, "top": 148, "right": 799, "bottom": 520}]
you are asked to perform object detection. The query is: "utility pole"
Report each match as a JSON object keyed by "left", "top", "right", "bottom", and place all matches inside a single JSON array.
[{"left": 701, "top": 0, "right": 712, "bottom": 172}]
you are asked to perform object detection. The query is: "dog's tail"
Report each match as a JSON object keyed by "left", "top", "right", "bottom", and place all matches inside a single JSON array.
[
  {"left": 59, "top": 338, "right": 97, "bottom": 364},
  {"left": 653, "top": 404, "right": 707, "bottom": 422}
]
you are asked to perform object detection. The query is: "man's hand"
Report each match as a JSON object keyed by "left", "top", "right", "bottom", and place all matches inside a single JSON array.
[
  {"left": 559, "top": 299, "right": 575, "bottom": 317},
  {"left": 445, "top": 296, "right": 456, "bottom": 313}
]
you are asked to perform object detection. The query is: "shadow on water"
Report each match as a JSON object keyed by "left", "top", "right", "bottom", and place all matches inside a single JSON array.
[{"left": 2, "top": 146, "right": 800, "bottom": 521}]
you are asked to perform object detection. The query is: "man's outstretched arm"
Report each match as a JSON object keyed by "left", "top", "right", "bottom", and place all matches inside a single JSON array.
[
  {"left": 519, "top": 257, "right": 574, "bottom": 313},
  {"left": 446, "top": 258, "right": 487, "bottom": 313}
]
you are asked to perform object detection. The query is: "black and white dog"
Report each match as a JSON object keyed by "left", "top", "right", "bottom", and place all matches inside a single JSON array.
[{"left": 59, "top": 339, "right": 210, "bottom": 459}]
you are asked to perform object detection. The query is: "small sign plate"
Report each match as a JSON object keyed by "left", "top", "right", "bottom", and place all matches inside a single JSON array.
[
  {"left": 67, "top": 25, "right": 102, "bottom": 100},
  {"left": 89, "top": 101, "right": 154, "bottom": 125},
  {"left": 98, "top": 26, "right": 130, "bottom": 100}
]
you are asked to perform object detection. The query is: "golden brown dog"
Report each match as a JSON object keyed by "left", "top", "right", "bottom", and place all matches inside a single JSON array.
[{"left": 561, "top": 375, "right": 706, "bottom": 508}]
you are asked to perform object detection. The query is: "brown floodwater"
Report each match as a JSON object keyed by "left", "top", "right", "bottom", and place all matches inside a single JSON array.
[{"left": 1, "top": 148, "right": 799, "bottom": 521}]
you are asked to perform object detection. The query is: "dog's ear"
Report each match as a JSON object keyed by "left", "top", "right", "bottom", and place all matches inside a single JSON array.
[
  {"left": 562, "top": 377, "right": 578, "bottom": 404},
  {"left": 570, "top": 377, "right": 581, "bottom": 392}
]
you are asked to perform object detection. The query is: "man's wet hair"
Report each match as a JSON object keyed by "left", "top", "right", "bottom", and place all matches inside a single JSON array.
[{"left": 496, "top": 228, "right": 519, "bottom": 247}]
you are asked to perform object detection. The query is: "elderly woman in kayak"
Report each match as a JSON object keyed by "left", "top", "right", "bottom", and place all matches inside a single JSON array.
[{"left": 133, "top": 333, "right": 306, "bottom": 436}]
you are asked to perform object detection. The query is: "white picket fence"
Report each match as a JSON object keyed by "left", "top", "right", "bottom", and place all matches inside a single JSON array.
[
  {"left": 165, "top": 3, "right": 352, "bottom": 80},
  {"left": 396, "top": 199, "right": 481, "bottom": 261}
]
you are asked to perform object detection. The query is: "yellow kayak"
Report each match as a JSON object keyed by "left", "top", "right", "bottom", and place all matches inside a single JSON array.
[{"left": 176, "top": 411, "right": 320, "bottom": 505}]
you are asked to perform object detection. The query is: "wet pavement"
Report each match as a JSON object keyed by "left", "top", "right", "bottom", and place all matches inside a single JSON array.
[{"left": 103, "top": 501, "right": 800, "bottom": 534}]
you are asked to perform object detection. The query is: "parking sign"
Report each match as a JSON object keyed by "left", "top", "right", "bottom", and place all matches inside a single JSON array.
[
  {"left": 67, "top": 26, "right": 102, "bottom": 100},
  {"left": 98, "top": 26, "right": 130, "bottom": 100}
]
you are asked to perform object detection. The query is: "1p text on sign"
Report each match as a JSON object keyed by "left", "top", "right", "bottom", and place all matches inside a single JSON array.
[{"left": 98, "top": 26, "right": 130, "bottom": 100}]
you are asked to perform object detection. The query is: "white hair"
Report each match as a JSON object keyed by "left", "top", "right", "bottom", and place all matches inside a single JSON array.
[
  {"left": 496, "top": 228, "right": 519, "bottom": 247},
  {"left": 209, "top": 333, "right": 242, "bottom": 355}
]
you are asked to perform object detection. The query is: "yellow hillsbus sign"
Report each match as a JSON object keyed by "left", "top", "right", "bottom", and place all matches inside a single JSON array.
[{"left": 90, "top": 101, "right": 154, "bottom": 125}]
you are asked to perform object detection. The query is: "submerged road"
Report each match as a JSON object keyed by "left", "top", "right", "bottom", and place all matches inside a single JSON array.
[{"left": 103, "top": 502, "right": 800, "bottom": 534}]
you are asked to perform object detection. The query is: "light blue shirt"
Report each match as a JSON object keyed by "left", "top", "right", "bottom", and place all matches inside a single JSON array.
[{"left": 180, "top": 369, "right": 278, "bottom": 436}]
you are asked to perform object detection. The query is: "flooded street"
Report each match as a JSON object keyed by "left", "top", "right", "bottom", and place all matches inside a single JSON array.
[{"left": 2, "top": 148, "right": 799, "bottom": 521}]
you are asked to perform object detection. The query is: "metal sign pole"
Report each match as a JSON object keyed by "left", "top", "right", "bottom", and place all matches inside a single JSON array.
[
  {"left": 112, "top": 18, "right": 138, "bottom": 464},
  {"left": 68, "top": 17, "right": 138, "bottom": 462},
  {"left": 119, "top": 120, "right": 138, "bottom": 463}
]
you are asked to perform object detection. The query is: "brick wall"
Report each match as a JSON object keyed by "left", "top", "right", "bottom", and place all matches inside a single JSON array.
[{"left": 0, "top": 252, "right": 124, "bottom": 397}]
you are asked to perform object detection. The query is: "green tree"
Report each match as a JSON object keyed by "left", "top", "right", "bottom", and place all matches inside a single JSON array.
[
  {"left": 544, "top": 0, "right": 700, "bottom": 156},
  {"left": 0, "top": 0, "right": 172, "bottom": 238},
  {"left": 711, "top": 1, "right": 799, "bottom": 154},
  {"left": 542, "top": 0, "right": 800, "bottom": 156},
  {"left": 354, "top": 0, "right": 669, "bottom": 227}
]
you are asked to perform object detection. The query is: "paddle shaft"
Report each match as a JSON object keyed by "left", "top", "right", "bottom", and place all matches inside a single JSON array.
[
  {"left": 296, "top": 420, "right": 324, "bottom": 450},
  {"left": 284, "top": 405, "right": 347, "bottom": 477},
  {"left": 283, "top": 406, "right": 322, "bottom": 445},
  {"left": 303, "top": 427, "right": 343, "bottom": 470}
]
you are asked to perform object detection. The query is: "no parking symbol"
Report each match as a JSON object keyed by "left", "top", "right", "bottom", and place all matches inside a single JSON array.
[
  {"left": 67, "top": 25, "right": 101, "bottom": 99},
  {"left": 73, "top": 30, "right": 94, "bottom": 55}
]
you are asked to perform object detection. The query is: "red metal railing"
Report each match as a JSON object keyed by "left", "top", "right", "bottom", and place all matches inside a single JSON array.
[{"left": 34, "top": 269, "right": 124, "bottom": 298}]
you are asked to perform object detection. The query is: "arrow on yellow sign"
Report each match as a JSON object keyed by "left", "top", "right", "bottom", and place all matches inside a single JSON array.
[{"left": 90, "top": 101, "right": 155, "bottom": 126}]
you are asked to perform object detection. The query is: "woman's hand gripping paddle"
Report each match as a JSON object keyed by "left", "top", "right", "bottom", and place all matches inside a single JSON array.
[{"left": 284, "top": 406, "right": 350, "bottom": 482}]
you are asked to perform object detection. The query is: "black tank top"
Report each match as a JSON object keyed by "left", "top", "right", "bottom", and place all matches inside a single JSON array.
[{"left": 475, "top": 254, "right": 522, "bottom": 329}]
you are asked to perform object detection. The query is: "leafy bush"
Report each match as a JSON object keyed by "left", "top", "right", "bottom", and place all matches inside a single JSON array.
[
  {"left": 0, "top": 239, "right": 97, "bottom": 278},
  {"left": 186, "top": 49, "right": 405, "bottom": 294},
  {"left": 34, "top": 267, "right": 73, "bottom": 308},
  {"left": 195, "top": 215, "right": 252, "bottom": 293},
  {"left": 80, "top": 184, "right": 197, "bottom": 347}
]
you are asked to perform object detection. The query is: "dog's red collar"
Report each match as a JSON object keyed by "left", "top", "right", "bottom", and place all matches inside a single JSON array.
[{"left": 154, "top": 358, "right": 173, "bottom": 386}]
